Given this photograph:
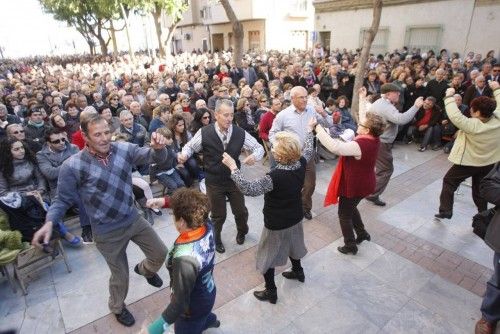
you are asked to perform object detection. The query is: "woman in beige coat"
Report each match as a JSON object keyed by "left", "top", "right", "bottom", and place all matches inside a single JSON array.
[{"left": 435, "top": 81, "right": 500, "bottom": 219}]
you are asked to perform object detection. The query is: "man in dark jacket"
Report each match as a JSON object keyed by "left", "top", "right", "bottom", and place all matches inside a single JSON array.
[
  {"left": 425, "top": 69, "right": 448, "bottom": 109},
  {"left": 24, "top": 107, "right": 51, "bottom": 144},
  {"left": 407, "top": 96, "right": 442, "bottom": 151},
  {"left": 475, "top": 163, "right": 500, "bottom": 334}
]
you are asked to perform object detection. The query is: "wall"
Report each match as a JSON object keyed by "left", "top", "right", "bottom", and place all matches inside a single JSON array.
[{"left": 315, "top": 0, "right": 500, "bottom": 56}]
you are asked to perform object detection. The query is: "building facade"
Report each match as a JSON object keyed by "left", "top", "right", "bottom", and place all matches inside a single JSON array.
[
  {"left": 314, "top": 0, "right": 500, "bottom": 56},
  {"left": 168, "top": 0, "right": 315, "bottom": 53}
]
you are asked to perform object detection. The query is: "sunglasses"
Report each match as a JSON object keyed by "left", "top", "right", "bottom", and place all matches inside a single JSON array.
[
  {"left": 202, "top": 116, "right": 210, "bottom": 119},
  {"left": 12, "top": 130, "right": 25, "bottom": 134},
  {"left": 50, "top": 138, "right": 67, "bottom": 144}
]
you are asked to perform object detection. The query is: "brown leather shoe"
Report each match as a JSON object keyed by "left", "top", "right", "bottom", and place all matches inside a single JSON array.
[{"left": 475, "top": 318, "right": 495, "bottom": 334}]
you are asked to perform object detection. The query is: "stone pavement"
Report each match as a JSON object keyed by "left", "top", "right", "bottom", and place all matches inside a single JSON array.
[{"left": 1, "top": 143, "right": 499, "bottom": 334}]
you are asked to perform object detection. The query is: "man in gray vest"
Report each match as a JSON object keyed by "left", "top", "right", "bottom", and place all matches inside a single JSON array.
[
  {"left": 366, "top": 83, "right": 424, "bottom": 206},
  {"left": 179, "top": 99, "right": 264, "bottom": 253}
]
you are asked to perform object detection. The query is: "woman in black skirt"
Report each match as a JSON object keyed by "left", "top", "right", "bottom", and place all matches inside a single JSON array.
[{"left": 222, "top": 127, "right": 314, "bottom": 304}]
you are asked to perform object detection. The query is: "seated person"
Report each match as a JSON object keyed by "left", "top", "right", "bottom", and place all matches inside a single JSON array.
[
  {"left": 336, "top": 96, "right": 357, "bottom": 132},
  {"left": 150, "top": 127, "right": 185, "bottom": 195},
  {"left": 407, "top": 96, "right": 442, "bottom": 151},
  {"left": 434, "top": 94, "right": 470, "bottom": 154},
  {"left": 24, "top": 107, "right": 51, "bottom": 144},
  {"left": 6, "top": 123, "right": 42, "bottom": 154},
  {"left": 36, "top": 128, "right": 93, "bottom": 243},
  {"left": 0, "top": 138, "right": 81, "bottom": 245},
  {"left": 115, "top": 110, "right": 149, "bottom": 174}
]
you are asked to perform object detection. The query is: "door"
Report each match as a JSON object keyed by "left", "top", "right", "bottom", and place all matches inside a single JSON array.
[
  {"left": 212, "top": 33, "right": 224, "bottom": 52},
  {"left": 319, "top": 31, "right": 331, "bottom": 50}
]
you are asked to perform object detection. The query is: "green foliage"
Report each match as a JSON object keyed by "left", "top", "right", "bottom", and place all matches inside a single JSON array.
[{"left": 130, "top": 0, "right": 189, "bottom": 22}]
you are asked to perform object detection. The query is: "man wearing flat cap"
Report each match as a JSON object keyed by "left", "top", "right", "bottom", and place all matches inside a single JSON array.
[{"left": 365, "top": 83, "right": 424, "bottom": 206}]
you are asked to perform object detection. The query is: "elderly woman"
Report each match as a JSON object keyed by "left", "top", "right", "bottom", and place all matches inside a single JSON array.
[
  {"left": 222, "top": 127, "right": 314, "bottom": 304},
  {"left": 146, "top": 188, "right": 219, "bottom": 334},
  {"left": 435, "top": 81, "right": 500, "bottom": 219},
  {"left": 313, "top": 89, "right": 386, "bottom": 255}
]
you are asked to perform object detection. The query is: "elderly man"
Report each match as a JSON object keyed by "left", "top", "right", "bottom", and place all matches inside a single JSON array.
[
  {"left": 178, "top": 99, "right": 264, "bottom": 254},
  {"left": 426, "top": 68, "right": 448, "bottom": 109},
  {"left": 269, "top": 86, "right": 333, "bottom": 220},
  {"left": 366, "top": 83, "right": 424, "bottom": 206},
  {"left": 464, "top": 75, "right": 493, "bottom": 107},
  {"left": 130, "top": 101, "right": 149, "bottom": 129},
  {"left": 0, "top": 103, "right": 21, "bottom": 138},
  {"left": 190, "top": 83, "right": 207, "bottom": 111},
  {"left": 33, "top": 114, "right": 171, "bottom": 327},
  {"left": 6, "top": 123, "right": 43, "bottom": 153},
  {"left": 117, "top": 110, "right": 148, "bottom": 147}
]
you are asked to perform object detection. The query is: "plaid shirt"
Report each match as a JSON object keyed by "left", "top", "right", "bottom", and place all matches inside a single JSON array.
[{"left": 46, "top": 142, "right": 168, "bottom": 235}]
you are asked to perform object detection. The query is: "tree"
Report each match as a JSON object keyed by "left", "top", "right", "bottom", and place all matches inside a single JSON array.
[
  {"left": 219, "top": 0, "right": 244, "bottom": 66},
  {"left": 39, "top": 0, "right": 116, "bottom": 55},
  {"left": 132, "top": 0, "right": 189, "bottom": 57},
  {"left": 351, "top": 0, "right": 383, "bottom": 120}
]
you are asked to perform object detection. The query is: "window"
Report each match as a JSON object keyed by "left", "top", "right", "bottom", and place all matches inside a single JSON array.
[
  {"left": 200, "top": 6, "right": 212, "bottom": 20},
  {"left": 289, "top": 0, "right": 308, "bottom": 17},
  {"left": 249, "top": 31, "right": 260, "bottom": 50},
  {"left": 359, "top": 27, "right": 389, "bottom": 55},
  {"left": 289, "top": 30, "right": 308, "bottom": 50},
  {"left": 405, "top": 26, "right": 443, "bottom": 54}
]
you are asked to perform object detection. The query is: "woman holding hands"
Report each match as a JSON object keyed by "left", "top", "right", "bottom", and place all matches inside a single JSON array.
[
  {"left": 221, "top": 125, "right": 314, "bottom": 304},
  {"left": 313, "top": 87, "right": 386, "bottom": 255}
]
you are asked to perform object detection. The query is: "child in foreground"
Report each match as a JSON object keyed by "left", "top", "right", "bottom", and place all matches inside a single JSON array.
[{"left": 146, "top": 188, "right": 219, "bottom": 334}]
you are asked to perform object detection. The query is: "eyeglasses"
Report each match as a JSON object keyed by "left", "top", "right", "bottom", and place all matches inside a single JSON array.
[
  {"left": 358, "top": 123, "right": 369, "bottom": 129},
  {"left": 111, "top": 98, "right": 119, "bottom": 101},
  {"left": 12, "top": 130, "right": 25, "bottom": 134},
  {"left": 260, "top": 100, "right": 267, "bottom": 103},
  {"left": 50, "top": 138, "right": 67, "bottom": 144},
  {"left": 202, "top": 116, "right": 210, "bottom": 119}
]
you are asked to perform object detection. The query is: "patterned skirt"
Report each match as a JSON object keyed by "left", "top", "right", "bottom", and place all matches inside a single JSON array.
[{"left": 255, "top": 222, "right": 308, "bottom": 274}]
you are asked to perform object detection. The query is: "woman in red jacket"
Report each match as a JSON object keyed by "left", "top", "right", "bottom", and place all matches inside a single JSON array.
[{"left": 313, "top": 97, "right": 386, "bottom": 255}]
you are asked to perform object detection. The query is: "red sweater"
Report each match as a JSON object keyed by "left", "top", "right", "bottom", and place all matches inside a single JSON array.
[
  {"left": 258, "top": 111, "right": 276, "bottom": 141},
  {"left": 340, "top": 136, "right": 380, "bottom": 198},
  {"left": 72, "top": 130, "right": 85, "bottom": 150}
]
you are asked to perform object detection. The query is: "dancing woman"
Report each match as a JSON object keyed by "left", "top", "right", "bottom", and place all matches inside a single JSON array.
[{"left": 221, "top": 126, "right": 314, "bottom": 304}]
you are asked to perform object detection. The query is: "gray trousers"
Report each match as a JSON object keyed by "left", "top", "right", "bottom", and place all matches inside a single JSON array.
[
  {"left": 302, "top": 158, "right": 316, "bottom": 212},
  {"left": 370, "top": 142, "right": 394, "bottom": 199},
  {"left": 94, "top": 215, "right": 168, "bottom": 314}
]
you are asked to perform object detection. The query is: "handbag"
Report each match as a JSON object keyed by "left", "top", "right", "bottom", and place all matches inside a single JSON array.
[{"left": 472, "top": 207, "right": 496, "bottom": 240}]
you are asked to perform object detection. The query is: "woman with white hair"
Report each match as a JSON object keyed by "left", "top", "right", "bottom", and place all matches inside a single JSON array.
[{"left": 222, "top": 127, "right": 314, "bottom": 304}]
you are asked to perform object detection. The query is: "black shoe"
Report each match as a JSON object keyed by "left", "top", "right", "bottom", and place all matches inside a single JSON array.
[
  {"left": 337, "top": 245, "right": 358, "bottom": 255},
  {"left": 253, "top": 289, "right": 277, "bottom": 304},
  {"left": 282, "top": 270, "right": 305, "bottom": 283},
  {"left": 215, "top": 242, "right": 225, "bottom": 254},
  {"left": 418, "top": 146, "right": 427, "bottom": 152},
  {"left": 431, "top": 145, "right": 441, "bottom": 151},
  {"left": 443, "top": 146, "right": 451, "bottom": 154},
  {"left": 303, "top": 210, "right": 312, "bottom": 220},
  {"left": 434, "top": 212, "right": 452, "bottom": 219},
  {"left": 356, "top": 233, "right": 371, "bottom": 244},
  {"left": 366, "top": 197, "right": 386, "bottom": 206},
  {"left": 236, "top": 232, "right": 245, "bottom": 245},
  {"left": 115, "top": 308, "right": 135, "bottom": 327},
  {"left": 134, "top": 265, "right": 163, "bottom": 288},
  {"left": 81, "top": 225, "right": 94, "bottom": 244},
  {"left": 207, "top": 319, "right": 221, "bottom": 328}
]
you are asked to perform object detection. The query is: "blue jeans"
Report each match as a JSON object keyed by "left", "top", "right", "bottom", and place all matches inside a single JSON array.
[
  {"left": 174, "top": 312, "right": 217, "bottom": 334},
  {"left": 481, "top": 252, "right": 500, "bottom": 324},
  {"left": 157, "top": 171, "right": 185, "bottom": 194}
]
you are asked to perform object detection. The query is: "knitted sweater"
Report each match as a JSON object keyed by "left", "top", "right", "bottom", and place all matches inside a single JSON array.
[{"left": 46, "top": 142, "right": 168, "bottom": 235}]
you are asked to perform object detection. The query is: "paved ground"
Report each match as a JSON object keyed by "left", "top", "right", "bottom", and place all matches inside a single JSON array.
[{"left": 1, "top": 143, "right": 499, "bottom": 334}]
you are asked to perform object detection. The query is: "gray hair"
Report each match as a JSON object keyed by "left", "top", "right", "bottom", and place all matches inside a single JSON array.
[
  {"left": 0, "top": 103, "right": 6, "bottom": 113},
  {"left": 215, "top": 99, "right": 234, "bottom": 113},
  {"left": 119, "top": 109, "right": 133, "bottom": 119}
]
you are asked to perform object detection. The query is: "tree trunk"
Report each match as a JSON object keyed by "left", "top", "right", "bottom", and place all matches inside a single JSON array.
[
  {"left": 219, "top": 0, "right": 244, "bottom": 67},
  {"left": 120, "top": 3, "right": 135, "bottom": 61},
  {"left": 152, "top": 5, "right": 165, "bottom": 57},
  {"left": 351, "top": 0, "right": 382, "bottom": 121},
  {"left": 109, "top": 20, "right": 119, "bottom": 57},
  {"left": 164, "top": 21, "right": 180, "bottom": 56}
]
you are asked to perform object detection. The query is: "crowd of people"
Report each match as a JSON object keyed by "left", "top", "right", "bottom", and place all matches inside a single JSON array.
[{"left": 1, "top": 45, "right": 500, "bottom": 333}]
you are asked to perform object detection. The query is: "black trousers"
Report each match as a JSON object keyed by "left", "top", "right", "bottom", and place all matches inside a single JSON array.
[
  {"left": 438, "top": 164, "right": 494, "bottom": 214},
  {"left": 338, "top": 196, "right": 367, "bottom": 247},
  {"left": 206, "top": 180, "right": 249, "bottom": 242}
]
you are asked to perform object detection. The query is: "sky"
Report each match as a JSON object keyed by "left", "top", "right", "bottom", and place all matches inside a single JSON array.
[{"left": 0, "top": 0, "right": 156, "bottom": 58}]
